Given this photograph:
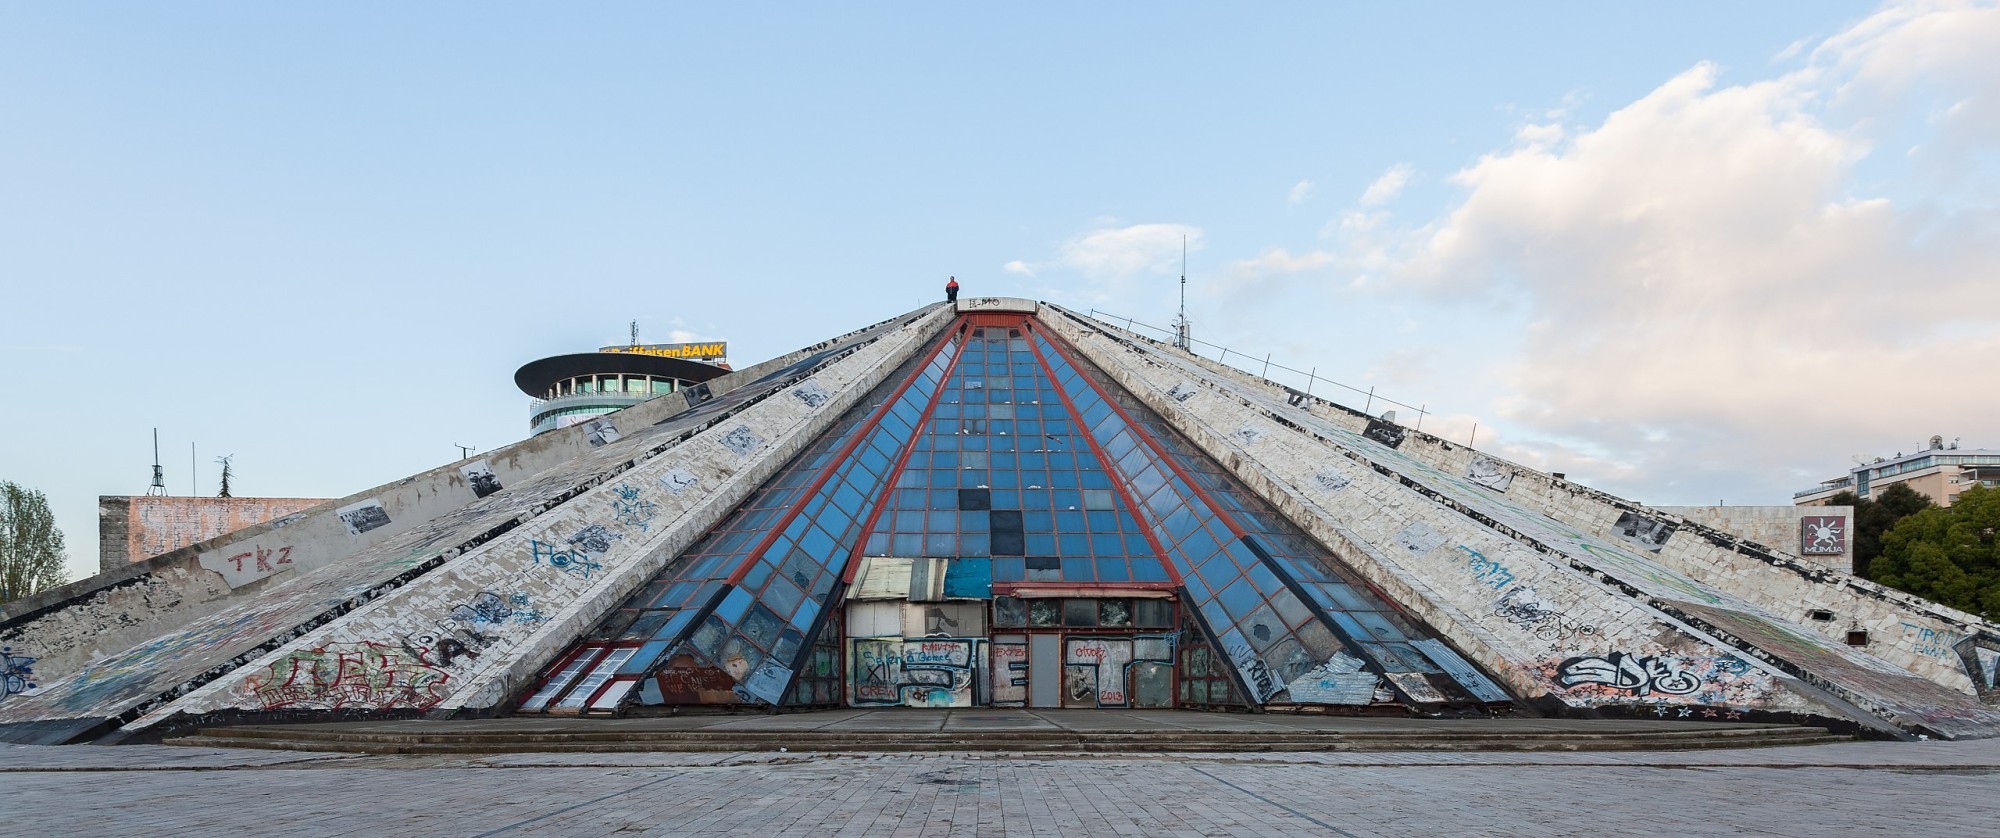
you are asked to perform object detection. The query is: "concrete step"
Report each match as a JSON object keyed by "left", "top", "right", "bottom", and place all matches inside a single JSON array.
[{"left": 167, "top": 725, "right": 1846, "bottom": 755}]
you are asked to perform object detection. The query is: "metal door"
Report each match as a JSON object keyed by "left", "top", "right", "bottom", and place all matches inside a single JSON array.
[{"left": 1028, "top": 634, "right": 1062, "bottom": 708}]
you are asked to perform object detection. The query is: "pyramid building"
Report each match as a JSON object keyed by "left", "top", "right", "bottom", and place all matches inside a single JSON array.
[{"left": 4, "top": 298, "right": 1999, "bottom": 745}]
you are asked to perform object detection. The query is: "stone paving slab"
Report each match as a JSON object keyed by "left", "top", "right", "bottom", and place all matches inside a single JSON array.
[
  {"left": 2, "top": 747, "right": 1997, "bottom": 836},
  {"left": 11, "top": 735, "right": 2000, "bottom": 771},
  {"left": 0, "top": 742, "right": 355, "bottom": 771}
]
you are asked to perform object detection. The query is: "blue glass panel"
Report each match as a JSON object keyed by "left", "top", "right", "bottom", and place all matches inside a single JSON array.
[
  {"left": 715, "top": 587, "right": 754, "bottom": 624},
  {"left": 620, "top": 641, "right": 673, "bottom": 675}
]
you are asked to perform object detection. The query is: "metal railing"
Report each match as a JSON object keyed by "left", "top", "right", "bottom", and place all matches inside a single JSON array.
[{"left": 1085, "top": 308, "right": 1476, "bottom": 443}]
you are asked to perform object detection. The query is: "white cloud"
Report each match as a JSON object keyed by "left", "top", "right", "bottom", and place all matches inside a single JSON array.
[
  {"left": 1368, "top": 0, "right": 2000, "bottom": 500},
  {"left": 1288, "top": 179, "right": 1316, "bottom": 206},
  {"left": 1057, "top": 223, "right": 1204, "bottom": 279},
  {"left": 1358, "top": 164, "right": 1413, "bottom": 207},
  {"left": 1221, "top": 247, "right": 1336, "bottom": 291},
  {"left": 1006, "top": 222, "right": 1206, "bottom": 310}
]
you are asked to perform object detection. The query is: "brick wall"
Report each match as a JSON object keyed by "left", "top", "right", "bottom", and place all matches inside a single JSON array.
[{"left": 98, "top": 497, "right": 330, "bottom": 572}]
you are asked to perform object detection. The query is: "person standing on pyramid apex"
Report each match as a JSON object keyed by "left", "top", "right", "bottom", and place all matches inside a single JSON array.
[{"left": 945, "top": 276, "right": 959, "bottom": 303}]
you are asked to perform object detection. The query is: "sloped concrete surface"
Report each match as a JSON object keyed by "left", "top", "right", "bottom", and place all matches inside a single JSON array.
[{"left": 1044, "top": 306, "right": 2000, "bottom": 739}]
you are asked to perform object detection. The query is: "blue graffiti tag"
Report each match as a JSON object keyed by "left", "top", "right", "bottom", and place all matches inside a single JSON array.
[
  {"left": 1457, "top": 545, "right": 1516, "bottom": 590},
  {"left": 532, "top": 540, "right": 602, "bottom": 580},
  {"left": 611, "top": 482, "right": 660, "bottom": 532}
]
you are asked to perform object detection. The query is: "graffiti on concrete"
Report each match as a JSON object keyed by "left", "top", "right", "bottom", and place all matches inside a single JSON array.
[
  {"left": 611, "top": 483, "right": 659, "bottom": 532},
  {"left": 1, "top": 646, "right": 36, "bottom": 703},
  {"left": 1544, "top": 652, "right": 1775, "bottom": 707},
  {"left": 1493, "top": 587, "right": 1598, "bottom": 646},
  {"left": 533, "top": 524, "right": 621, "bottom": 580},
  {"left": 1457, "top": 545, "right": 1516, "bottom": 590},
  {"left": 54, "top": 607, "right": 299, "bottom": 712},
  {"left": 1465, "top": 454, "right": 1514, "bottom": 492},
  {"left": 1233, "top": 424, "right": 1268, "bottom": 446},
  {"left": 532, "top": 539, "right": 601, "bottom": 580},
  {"left": 244, "top": 641, "right": 453, "bottom": 710},
  {"left": 505, "top": 592, "right": 545, "bottom": 625},
  {"left": 223, "top": 544, "right": 294, "bottom": 575},
  {"left": 1898, "top": 621, "right": 1965, "bottom": 659},
  {"left": 1167, "top": 381, "right": 1198, "bottom": 402},
  {"left": 448, "top": 591, "right": 515, "bottom": 628},
  {"left": 403, "top": 623, "right": 490, "bottom": 668},
  {"left": 1555, "top": 652, "right": 1701, "bottom": 697},
  {"left": 1312, "top": 467, "right": 1351, "bottom": 493},
  {"left": 1283, "top": 651, "right": 1379, "bottom": 705}
]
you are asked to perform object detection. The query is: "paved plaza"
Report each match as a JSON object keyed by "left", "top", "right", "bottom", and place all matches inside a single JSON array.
[{"left": 4, "top": 734, "right": 1998, "bottom": 836}]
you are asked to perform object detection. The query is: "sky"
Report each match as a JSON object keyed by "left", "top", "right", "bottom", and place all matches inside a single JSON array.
[{"left": 4, "top": 2, "right": 1996, "bottom": 583}]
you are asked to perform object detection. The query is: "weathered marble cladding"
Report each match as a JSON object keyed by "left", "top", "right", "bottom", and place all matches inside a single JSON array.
[{"left": 129, "top": 307, "right": 952, "bottom": 729}]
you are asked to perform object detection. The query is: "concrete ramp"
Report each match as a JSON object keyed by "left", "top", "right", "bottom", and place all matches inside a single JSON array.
[
  {"left": 1044, "top": 306, "right": 2000, "bottom": 739},
  {"left": 0, "top": 307, "right": 951, "bottom": 744}
]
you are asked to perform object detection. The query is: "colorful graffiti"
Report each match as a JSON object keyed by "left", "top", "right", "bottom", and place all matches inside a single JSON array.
[
  {"left": 243, "top": 641, "right": 452, "bottom": 710},
  {"left": 850, "top": 638, "right": 977, "bottom": 707},
  {"left": 1, "top": 646, "right": 36, "bottom": 703}
]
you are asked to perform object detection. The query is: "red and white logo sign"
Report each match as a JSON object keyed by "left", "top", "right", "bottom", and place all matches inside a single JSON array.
[{"left": 1801, "top": 516, "right": 1846, "bottom": 556}]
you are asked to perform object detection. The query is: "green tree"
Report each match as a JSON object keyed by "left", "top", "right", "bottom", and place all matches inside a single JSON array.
[
  {"left": 1869, "top": 485, "right": 2000, "bottom": 619},
  {"left": 0, "top": 481, "right": 69, "bottom": 604},
  {"left": 1830, "top": 483, "right": 1934, "bottom": 577}
]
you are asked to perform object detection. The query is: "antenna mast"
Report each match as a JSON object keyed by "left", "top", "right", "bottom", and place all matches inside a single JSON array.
[
  {"left": 1173, "top": 235, "right": 1192, "bottom": 351},
  {"left": 148, "top": 428, "right": 167, "bottom": 496}
]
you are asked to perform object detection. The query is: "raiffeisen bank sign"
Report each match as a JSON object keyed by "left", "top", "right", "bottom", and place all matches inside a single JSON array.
[{"left": 599, "top": 341, "right": 728, "bottom": 362}]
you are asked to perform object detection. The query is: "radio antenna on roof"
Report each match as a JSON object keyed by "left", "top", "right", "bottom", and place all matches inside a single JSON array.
[
  {"left": 147, "top": 428, "right": 167, "bottom": 496},
  {"left": 1173, "top": 235, "right": 1192, "bottom": 351}
]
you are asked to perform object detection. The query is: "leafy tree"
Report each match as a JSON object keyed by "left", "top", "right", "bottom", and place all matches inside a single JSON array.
[
  {"left": 1829, "top": 484, "right": 1934, "bottom": 577},
  {"left": 0, "top": 481, "right": 68, "bottom": 604},
  {"left": 1869, "top": 485, "right": 2000, "bottom": 620}
]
